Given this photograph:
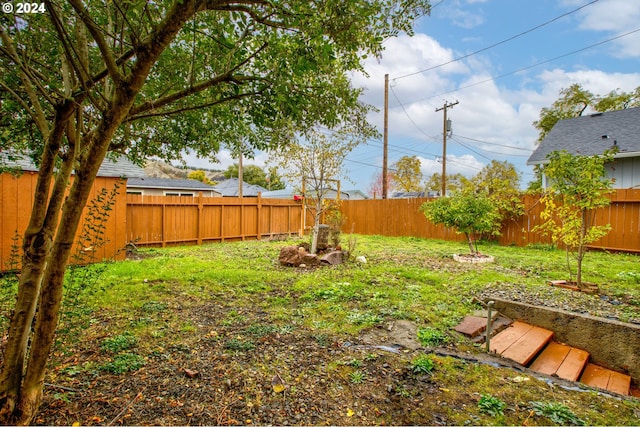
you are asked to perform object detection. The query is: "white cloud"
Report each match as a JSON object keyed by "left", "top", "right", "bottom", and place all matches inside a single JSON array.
[
  {"left": 419, "top": 154, "right": 484, "bottom": 178},
  {"left": 567, "top": 0, "right": 640, "bottom": 58}
]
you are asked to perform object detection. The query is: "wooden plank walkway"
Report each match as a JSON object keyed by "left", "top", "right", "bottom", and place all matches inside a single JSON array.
[
  {"left": 580, "top": 364, "right": 632, "bottom": 395},
  {"left": 529, "top": 342, "right": 589, "bottom": 381},
  {"left": 489, "top": 321, "right": 554, "bottom": 365},
  {"left": 456, "top": 317, "right": 633, "bottom": 396}
]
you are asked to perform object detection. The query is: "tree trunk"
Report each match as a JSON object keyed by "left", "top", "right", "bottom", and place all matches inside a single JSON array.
[
  {"left": 576, "top": 208, "right": 588, "bottom": 289},
  {"left": 0, "top": 105, "right": 76, "bottom": 424},
  {"left": 310, "top": 210, "right": 322, "bottom": 254},
  {"left": 0, "top": 99, "right": 131, "bottom": 424},
  {"left": 465, "top": 233, "right": 475, "bottom": 255},
  {"left": 0, "top": 4, "right": 199, "bottom": 422}
]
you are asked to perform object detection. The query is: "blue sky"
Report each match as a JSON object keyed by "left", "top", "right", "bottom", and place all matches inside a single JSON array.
[{"left": 186, "top": 0, "right": 640, "bottom": 194}]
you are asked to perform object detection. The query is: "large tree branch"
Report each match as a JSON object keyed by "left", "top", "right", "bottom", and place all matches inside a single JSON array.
[
  {"left": 127, "top": 75, "right": 234, "bottom": 117},
  {"left": 124, "top": 89, "right": 264, "bottom": 122},
  {"left": 128, "top": 43, "right": 268, "bottom": 117},
  {"left": 67, "top": 0, "right": 124, "bottom": 84},
  {"left": 0, "top": 28, "right": 49, "bottom": 139},
  {"left": 127, "top": 1, "right": 199, "bottom": 91}
]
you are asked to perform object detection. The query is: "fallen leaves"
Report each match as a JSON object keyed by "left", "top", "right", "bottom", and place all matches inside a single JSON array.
[{"left": 271, "top": 373, "right": 286, "bottom": 393}]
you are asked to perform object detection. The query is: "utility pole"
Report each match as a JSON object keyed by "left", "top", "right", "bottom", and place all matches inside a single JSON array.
[
  {"left": 435, "top": 100, "right": 458, "bottom": 197},
  {"left": 382, "top": 73, "right": 389, "bottom": 199},
  {"left": 238, "top": 150, "right": 243, "bottom": 197}
]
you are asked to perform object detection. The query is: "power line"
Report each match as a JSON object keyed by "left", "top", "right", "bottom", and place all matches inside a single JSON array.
[
  {"left": 398, "top": 26, "right": 640, "bottom": 105},
  {"left": 454, "top": 134, "right": 533, "bottom": 152},
  {"left": 452, "top": 139, "right": 492, "bottom": 162},
  {"left": 393, "top": 0, "right": 600, "bottom": 81},
  {"left": 390, "top": 84, "right": 439, "bottom": 141}
]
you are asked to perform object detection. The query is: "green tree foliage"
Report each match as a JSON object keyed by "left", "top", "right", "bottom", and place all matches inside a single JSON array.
[
  {"left": 533, "top": 150, "right": 614, "bottom": 289},
  {"left": 0, "top": 1, "right": 430, "bottom": 423},
  {"left": 187, "top": 170, "right": 214, "bottom": 185},
  {"left": 420, "top": 192, "right": 501, "bottom": 256},
  {"left": 467, "top": 160, "right": 524, "bottom": 223},
  {"left": 533, "top": 84, "right": 594, "bottom": 144},
  {"left": 393, "top": 155, "right": 422, "bottom": 192},
  {"left": 424, "top": 173, "right": 469, "bottom": 195},
  {"left": 224, "top": 164, "right": 285, "bottom": 190}
]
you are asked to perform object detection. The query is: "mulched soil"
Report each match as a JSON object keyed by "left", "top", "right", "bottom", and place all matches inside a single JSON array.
[
  {"left": 28, "top": 253, "right": 640, "bottom": 426},
  {"left": 38, "top": 300, "right": 448, "bottom": 426},
  {"left": 35, "top": 287, "right": 640, "bottom": 426}
]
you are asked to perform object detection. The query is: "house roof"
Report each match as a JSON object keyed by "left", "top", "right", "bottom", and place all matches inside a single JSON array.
[
  {"left": 212, "top": 178, "right": 268, "bottom": 197},
  {"left": 127, "top": 177, "right": 218, "bottom": 191},
  {"left": 392, "top": 191, "right": 426, "bottom": 198},
  {"left": 0, "top": 151, "right": 146, "bottom": 178},
  {"left": 527, "top": 107, "right": 640, "bottom": 165},
  {"left": 261, "top": 188, "right": 367, "bottom": 200}
]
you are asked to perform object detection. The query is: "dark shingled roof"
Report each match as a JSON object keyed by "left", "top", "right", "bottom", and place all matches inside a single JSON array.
[
  {"left": 0, "top": 151, "right": 146, "bottom": 178},
  {"left": 527, "top": 107, "right": 640, "bottom": 165},
  {"left": 127, "top": 176, "right": 217, "bottom": 191}
]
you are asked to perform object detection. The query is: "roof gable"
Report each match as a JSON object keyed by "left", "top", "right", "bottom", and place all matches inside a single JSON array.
[{"left": 527, "top": 107, "right": 640, "bottom": 165}]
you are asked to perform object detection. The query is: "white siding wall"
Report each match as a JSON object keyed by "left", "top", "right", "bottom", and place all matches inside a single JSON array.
[{"left": 607, "top": 157, "right": 640, "bottom": 189}]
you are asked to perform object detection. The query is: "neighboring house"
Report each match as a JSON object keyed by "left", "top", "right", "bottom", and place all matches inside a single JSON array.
[
  {"left": 0, "top": 151, "right": 146, "bottom": 179},
  {"left": 391, "top": 190, "right": 441, "bottom": 198},
  {"left": 212, "top": 178, "right": 268, "bottom": 197},
  {"left": 127, "top": 177, "right": 221, "bottom": 197},
  {"left": 261, "top": 188, "right": 368, "bottom": 200},
  {"left": 527, "top": 107, "right": 640, "bottom": 189}
]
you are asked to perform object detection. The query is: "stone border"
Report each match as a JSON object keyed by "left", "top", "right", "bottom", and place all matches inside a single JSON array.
[
  {"left": 453, "top": 254, "right": 494, "bottom": 264},
  {"left": 484, "top": 297, "right": 639, "bottom": 384}
]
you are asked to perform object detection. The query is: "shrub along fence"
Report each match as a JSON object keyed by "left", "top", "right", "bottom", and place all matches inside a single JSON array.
[
  {"left": 2, "top": 184, "right": 639, "bottom": 272},
  {"left": 339, "top": 189, "right": 640, "bottom": 253}
]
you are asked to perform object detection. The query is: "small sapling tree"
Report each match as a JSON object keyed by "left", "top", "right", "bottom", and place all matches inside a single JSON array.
[
  {"left": 270, "top": 126, "right": 367, "bottom": 253},
  {"left": 534, "top": 150, "right": 614, "bottom": 289},
  {"left": 420, "top": 191, "right": 501, "bottom": 256}
]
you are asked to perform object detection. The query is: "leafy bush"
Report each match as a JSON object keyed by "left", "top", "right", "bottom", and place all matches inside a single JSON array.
[
  {"left": 478, "top": 394, "right": 506, "bottom": 417},
  {"left": 417, "top": 327, "right": 448, "bottom": 346},
  {"left": 100, "top": 353, "right": 145, "bottom": 374},
  {"left": 531, "top": 401, "right": 586, "bottom": 426},
  {"left": 411, "top": 354, "right": 435, "bottom": 375},
  {"left": 420, "top": 192, "right": 501, "bottom": 255}
]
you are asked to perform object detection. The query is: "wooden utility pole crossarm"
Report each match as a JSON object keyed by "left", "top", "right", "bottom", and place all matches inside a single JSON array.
[{"left": 435, "top": 100, "right": 459, "bottom": 197}]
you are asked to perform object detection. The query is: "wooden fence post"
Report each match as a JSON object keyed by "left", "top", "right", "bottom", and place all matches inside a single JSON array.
[
  {"left": 197, "top": 191, "right": 203, "bottom": 245},
  {"left": 257, "top": 192, "right": 262, "bottom": 240}
]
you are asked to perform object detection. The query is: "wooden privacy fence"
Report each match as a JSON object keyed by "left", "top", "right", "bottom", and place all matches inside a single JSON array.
[
  {"left": 126, "top": 193, "right": 304, "bottom": 247},
  {"left": 3, "top": 180, "right": 639, "bottom": 272},
  {"left": 339, "top": 189, "right": 640, "bottom": 253},
  {"left": 0, "top": 172, "right": 128, "bottom": 271}
]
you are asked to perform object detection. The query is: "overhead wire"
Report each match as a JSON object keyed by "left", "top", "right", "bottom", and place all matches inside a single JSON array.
[
  {"left": 399, "top": 26, "right": 640, "bottom": 105},
  {"left": 393, "top": 0, "right": 601, "bottom": 81},
  {"left": 449, "top": 136, "right": 531, "bottom": 158},
  {"left": 453, "top": 134, "right": 532, "bottom": 152}
]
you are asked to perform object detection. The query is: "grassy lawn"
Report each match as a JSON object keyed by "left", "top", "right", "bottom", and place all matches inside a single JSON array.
[{"left": 1, "top": 234, "right": 639, "bottom": 425}]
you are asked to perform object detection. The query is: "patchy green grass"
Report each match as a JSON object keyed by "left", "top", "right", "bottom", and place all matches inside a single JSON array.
[{"left": 3, "top": 235, "right": 639, "bottom": 425}]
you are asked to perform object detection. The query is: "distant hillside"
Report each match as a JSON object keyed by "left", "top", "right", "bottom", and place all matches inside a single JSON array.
[{"left": 144, "top": 160, "right": 225, "bottom": 182}]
